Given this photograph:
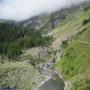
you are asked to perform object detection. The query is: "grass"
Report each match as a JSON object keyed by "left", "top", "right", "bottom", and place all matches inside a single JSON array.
[
  {"left": 0, "top": 62, "right": 27, "bottom": 77},
  {"left": 49, "top": 7, "right": 90, "bottom": 39},
  {"left": 55, "top": 27, "right": 90, "bottom": 89},
  {"left": 54, "top": 6, "right": 90, "bottom": 90},
  {"left": 78, "top": 26, "right": 90, "bottom": 43},
  {"left": 0, "top": 61, "right": 44, "bottom": 90}
]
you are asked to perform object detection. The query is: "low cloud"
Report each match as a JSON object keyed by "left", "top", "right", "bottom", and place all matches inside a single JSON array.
[{"left": 0, "top": 0, "right": 87, "bottom": 21}]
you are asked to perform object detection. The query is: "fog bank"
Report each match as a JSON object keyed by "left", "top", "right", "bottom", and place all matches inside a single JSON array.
[{"left": 0, "top": 0, "right": 87, "bottom": 20}]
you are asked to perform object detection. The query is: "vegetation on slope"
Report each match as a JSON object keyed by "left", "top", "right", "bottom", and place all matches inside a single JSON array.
[
  {"left": 49, "top": 2, "right": 90, "bottom": 39},
  {"left": 0, "top": 1, "right": 90, "bottom": 90},
  {"left": 0, "top": 20, "right": 53, "bottom": 89},
  {"left": 0, "top": 61, "right": 44, "bottom": 90},
  {"left": 0, "top": 22, "right": 53, "bottom": 60},
  {"left": 55, "top": 5, "right": 90, "bottom": 90}
]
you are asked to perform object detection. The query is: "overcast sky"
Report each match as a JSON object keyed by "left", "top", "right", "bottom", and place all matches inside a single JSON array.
[{"left": 0, "top": 0, "right": 87, "bottom": 21}]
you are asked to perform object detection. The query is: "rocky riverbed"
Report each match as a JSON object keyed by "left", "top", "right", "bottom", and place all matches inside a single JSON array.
[{"left": 36, "top": 56, "right": 65, "bottom": 90}]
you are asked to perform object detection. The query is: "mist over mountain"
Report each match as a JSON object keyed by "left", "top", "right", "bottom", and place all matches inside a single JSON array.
[{"left": 0, "top": 0, "right": 88, "bottom": 21}]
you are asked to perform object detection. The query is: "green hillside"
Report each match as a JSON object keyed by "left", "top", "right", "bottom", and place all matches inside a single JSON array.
[
  {"left": 49, "top": 5, "right": 90, "bottom": 39},
  {"left": 54, "top": 5, "right": 90, "bottom": 90}
]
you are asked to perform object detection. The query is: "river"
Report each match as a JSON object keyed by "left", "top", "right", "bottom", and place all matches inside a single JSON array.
[
  {"left": 37, "top": 62, "right": 65, "bottom": 90},
  {"left": 38, "top": 78, "right": 64, "bottom": 90}
]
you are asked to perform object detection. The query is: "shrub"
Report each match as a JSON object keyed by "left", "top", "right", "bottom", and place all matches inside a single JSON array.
[
  {"left": 84, "top": 6, "right": 90, "bottom": 11},
  {"left": 61, "top": 40, "right": 68, "bottom": 48},
  {"left": 7, "top": 43, "right": 22, "bottom": 59},
  {"left": 82, "top": 18, "right": 90, "bottom": 25},
  {"left": 0, "top": 43, "right": 3, "bottom": 53}
]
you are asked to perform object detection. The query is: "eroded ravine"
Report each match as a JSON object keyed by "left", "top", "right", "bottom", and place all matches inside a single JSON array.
[
  {"left": 36, "top": 28, "right": 84, "bottom": 90},
  {"left": 36, "top": 49, "right": 65, "bottom": 90}
]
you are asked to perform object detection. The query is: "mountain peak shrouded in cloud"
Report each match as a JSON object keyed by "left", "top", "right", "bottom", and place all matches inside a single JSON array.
[{"left": 0, "top": 0, "right": 87, "bottom": 21}]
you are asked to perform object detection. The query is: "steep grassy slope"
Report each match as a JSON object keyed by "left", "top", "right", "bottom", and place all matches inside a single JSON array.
[
  {"left": 48, "top": 2, "right": 90, "bottom": 51},
  {"left": 49, "top": 5, "right": 90, "bottom": 39},
  {"left": 0, "top": 61, "right": 44, "bottom": 90},
  {"left": 54, "top": 7, "right": 90, "bottom": 90}
]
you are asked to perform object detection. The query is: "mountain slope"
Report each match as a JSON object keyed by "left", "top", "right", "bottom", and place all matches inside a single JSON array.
[
  {"left": 54, "top": 3, "right": 90, "bottom": 90},
  {"left": 49, "top": 1, "right": 90, "bottom": 50},
  {"left": 0, "top": 1, "right": 90, "bottom": 90}
]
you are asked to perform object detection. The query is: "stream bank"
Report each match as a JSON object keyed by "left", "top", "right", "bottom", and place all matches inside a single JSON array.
[
  {"left": 35, "top": 27, "right": 82, "bottom": 90},
  {"left": 36, "top": 52, "right": 65, "bottom": 90}
]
